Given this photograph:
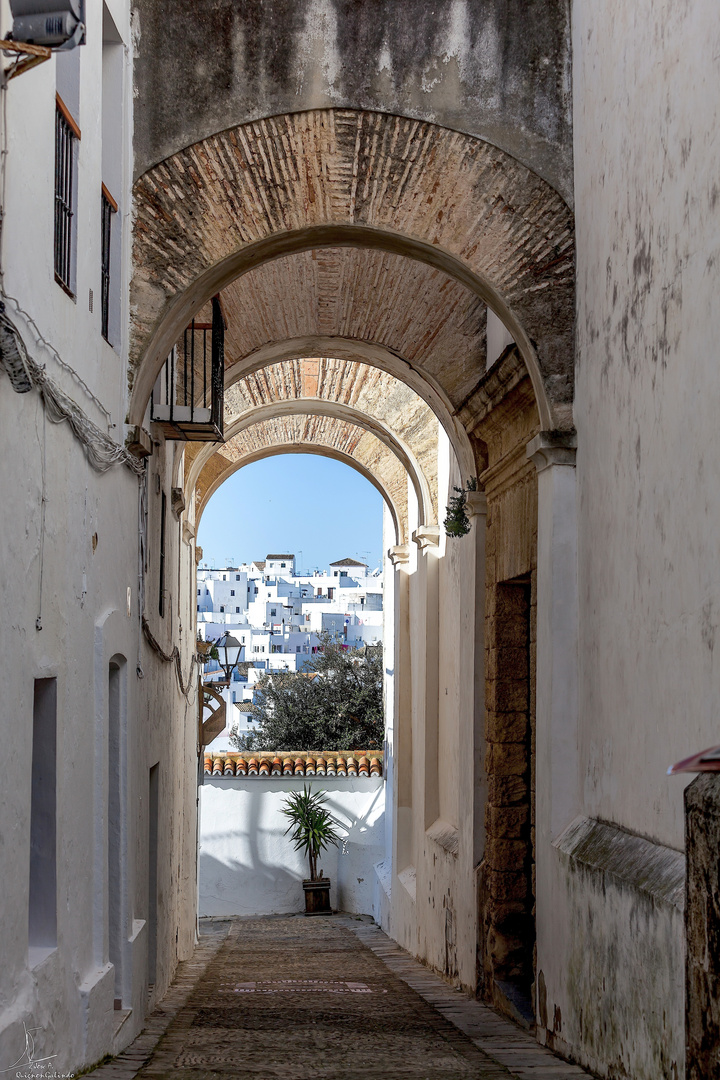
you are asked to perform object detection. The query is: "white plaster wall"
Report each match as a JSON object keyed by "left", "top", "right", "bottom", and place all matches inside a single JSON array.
[
  {"left": 0, "top": 4, "right": 197, "bottom": 1072},
  {"left": 548, "top": 1, "right": 720, "bottom": 1075},
  {"left": 198, "top": 778, "right": 385, "bottom": 917},
  {"left": 574, "top": 0, "right": 720, "bottom": 853},
  {"left": 376, "top": 502, "right": 396, "bottom": 920},
  {"left": 387, "top": 431, "right": 481, "bottom": 993}
]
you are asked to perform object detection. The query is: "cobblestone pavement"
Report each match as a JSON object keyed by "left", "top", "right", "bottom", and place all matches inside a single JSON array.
[{"left": 90, "top": 915, "right": 594, "bottom": 1080}]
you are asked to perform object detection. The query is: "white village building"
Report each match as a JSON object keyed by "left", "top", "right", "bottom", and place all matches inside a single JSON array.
[{"left": 196, "top": 555, "right": 383, "bottom": 749}]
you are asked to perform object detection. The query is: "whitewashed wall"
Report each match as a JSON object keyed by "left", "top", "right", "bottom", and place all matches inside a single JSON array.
[
  {"left": 538, "top": 2, "right": 720, "bottom": 1077},
  {"left": 199, "top": 777, "right": 385, "bottom": 917},
  {"left": 0, "top": 3, "right": 197, "bottom": 1073}
]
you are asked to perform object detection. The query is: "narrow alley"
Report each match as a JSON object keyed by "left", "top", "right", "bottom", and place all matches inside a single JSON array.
[
  {"left": 90, "top": 916, "right": 592, "bottom": 1080},
  {"left": 4, "top": 3, "right": 719, "bottom": 1077}
]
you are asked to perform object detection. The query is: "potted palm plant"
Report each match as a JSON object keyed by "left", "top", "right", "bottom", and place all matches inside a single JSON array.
[{"left": 281, "top": 785, "right": 341, "bottom": 915}]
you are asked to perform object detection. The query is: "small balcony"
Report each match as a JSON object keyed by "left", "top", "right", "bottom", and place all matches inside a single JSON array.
[{"left": 151, "top": 296, "right": 225, "bottom": 441}]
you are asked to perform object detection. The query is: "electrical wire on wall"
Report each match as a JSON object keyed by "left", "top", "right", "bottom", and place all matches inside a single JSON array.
[
  {"left": 0, "top": 71, "right": 197, "bottom": 705},
  {"left": 14, "top": 332, "right": 144, "bottom": 476},
  {"left": 0, "top": 80, "right": 114, "bottom": 429}
]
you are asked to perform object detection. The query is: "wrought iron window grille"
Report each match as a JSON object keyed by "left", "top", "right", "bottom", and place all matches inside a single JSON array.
[
  {"left": 54, "top": 96, "right": 79, "bottom": 295},
  {"left": 100, "top": 184, "right": 117, "bottom": 342}
]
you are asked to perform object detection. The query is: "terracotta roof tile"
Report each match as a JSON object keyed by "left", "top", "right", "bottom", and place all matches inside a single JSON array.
[{"left": 203, "top": 751, "right": 384, "bottom": 780}]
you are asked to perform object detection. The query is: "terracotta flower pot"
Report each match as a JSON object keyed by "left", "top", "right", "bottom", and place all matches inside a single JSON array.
[{"left": 303, "top": 878, "right": 332, "bottom": 916}]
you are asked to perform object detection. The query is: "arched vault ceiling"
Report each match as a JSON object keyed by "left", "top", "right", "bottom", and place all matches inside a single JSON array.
[
  {"left": 131, "top": 110, "right": 574, "bottom": 430},
  {"left": 219, "top": 357, "right": 438, "bottom": 520},
  {"left": 219, "top": 247, "right": 486, "bottom": 421},
  {"left": 193, "top": 414, "right": 409, "bottom": 543}
]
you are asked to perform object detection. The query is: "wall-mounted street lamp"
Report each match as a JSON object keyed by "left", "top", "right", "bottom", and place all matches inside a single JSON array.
[{"left": 215, "top": 631, "right": 242, "bottom": 684}]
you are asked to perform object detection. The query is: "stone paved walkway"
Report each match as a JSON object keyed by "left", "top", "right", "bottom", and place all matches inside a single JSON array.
[{"left": 89, "top": 915, "right": 594, "bottom": 1080}]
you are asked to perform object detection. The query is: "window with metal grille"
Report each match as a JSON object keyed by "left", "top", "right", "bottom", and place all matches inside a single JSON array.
[
  {"left": 100, "top": 184, "right": 117, "bottom": 341},
  {"left": 54, "top": 97, "right": 78, "bottom": 294}
]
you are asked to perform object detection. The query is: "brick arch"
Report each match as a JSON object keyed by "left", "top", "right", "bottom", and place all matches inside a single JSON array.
[
  {"left": 188, "top": 400, "right": 433, "bottom": 529},
  {"left": 222, "top": 336, "right": 475, "bottom": 481},
  {"left": 185, "top": 357, "right": 438, "bottom": 522},
  {"left": 191, "top": 414, "right": 410, "bottom": 543},
  {"left": 131, "top": 109, "right": 574, "bottom": 432}
]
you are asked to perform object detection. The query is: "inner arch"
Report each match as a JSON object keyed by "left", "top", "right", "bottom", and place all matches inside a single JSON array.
[
  {"left": 194, "top": 444, "right": 403, "bottom": 547},
  {"left": 130, "top": 225, "right": 553, "bottom": 431},
  {"left": 187, "top": 398, "right": 434, "bottom": 529}
]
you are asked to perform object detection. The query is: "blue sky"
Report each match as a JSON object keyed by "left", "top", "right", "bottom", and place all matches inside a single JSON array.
[{"left": 196, "top": 455, "right": 384, "bottom": 572}]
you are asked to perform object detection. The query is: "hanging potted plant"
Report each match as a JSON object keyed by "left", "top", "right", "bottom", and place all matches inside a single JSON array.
[
  {"left": 281, "top": 785, "right": 341, "bottom": 915},
  {"left": 443, "top": 477, "right": 478, "bottom": 537}
]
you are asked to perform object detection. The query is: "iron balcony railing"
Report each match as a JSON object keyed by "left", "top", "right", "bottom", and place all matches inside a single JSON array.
[{"left": 150, "top": 295, "right": 225, "bottom": 441}]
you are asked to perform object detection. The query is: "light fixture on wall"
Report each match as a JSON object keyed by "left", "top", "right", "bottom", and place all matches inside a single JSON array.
[
  {"left": 8, "top": 0, "right": 85, "bottom": 49},
  {"left": 0, "top": 303, "right": 32, "bottom": 393}
]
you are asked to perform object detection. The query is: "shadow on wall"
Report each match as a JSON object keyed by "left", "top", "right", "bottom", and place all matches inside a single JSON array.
[{"left": 198, "top": 778, "right": 385, "bottom": 918}]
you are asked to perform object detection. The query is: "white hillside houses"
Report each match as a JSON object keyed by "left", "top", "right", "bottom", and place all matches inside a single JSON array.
[{"left": 197, "top": 554, "right": 383, "bottom": 749}]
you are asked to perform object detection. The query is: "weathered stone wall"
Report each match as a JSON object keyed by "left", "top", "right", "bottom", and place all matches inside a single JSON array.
[
  {"left": 132, "top": 0, "right": 573, "bottom": 200},
  {"left": 547, "top": 817, "right": 685, "bottom": 1079},
  {"left": 685, "top": 775, "right": 720, "bottom": 1080}
]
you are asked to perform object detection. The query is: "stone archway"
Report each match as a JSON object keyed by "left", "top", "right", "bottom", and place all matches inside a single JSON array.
[
  {"left": 131, "top": 108, "right": 576, "bottom": 1028},
  {"left": 191, "top": 413, "right": 413, "bottom": 545},
  {"left": 185, "top": 357, "right": 439, "bottom": 529},
  {"left": 129, "top": 110, "right": 574, "bottom": 434}
]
